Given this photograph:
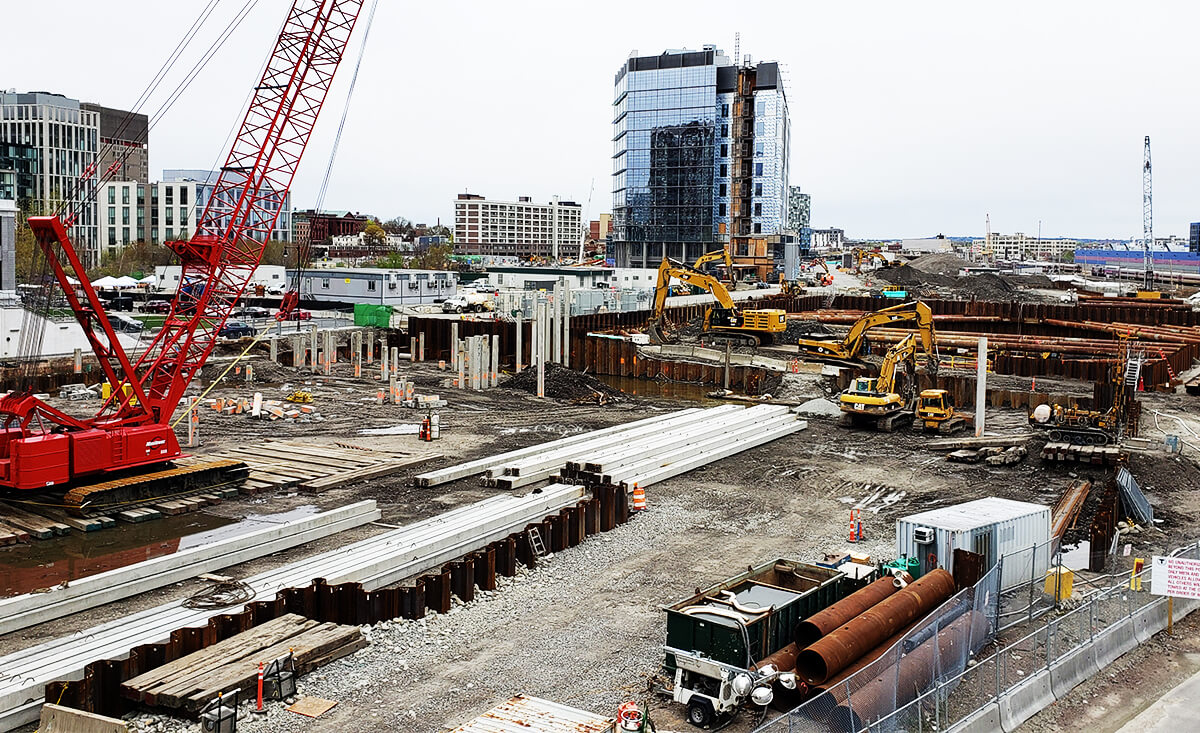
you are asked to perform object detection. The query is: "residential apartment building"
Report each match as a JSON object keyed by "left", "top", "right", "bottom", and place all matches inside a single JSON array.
[
  {"left": 98, "top": 170, "right": 291, "bottom": 254},
  {"left": 163, "top": 169, "right": 290, "bottom": 243},
  {"left": 1191, "top": 222, "right": 1199, "bottom": 253},
  {"left": 611, "top": 46, "right": 790, "bottom": 278},
  {"left": 786, "top": 186, "right": 810, "bottom": 233},
  {"left": 82, "top": 103, "right": 148, "bottom": 184},
  {"left": 0, "top": 91, "right": 99, "bottom": 263},
  {"left": 453, "top": 193, "right": 583, "bottom": 259}
]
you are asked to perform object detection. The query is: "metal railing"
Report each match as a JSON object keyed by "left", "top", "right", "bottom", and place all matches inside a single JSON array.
[{"left": 754, "top": 538, "right": 1197, "bottom": 733}]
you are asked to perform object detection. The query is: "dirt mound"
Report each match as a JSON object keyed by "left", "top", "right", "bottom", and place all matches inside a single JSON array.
[
  {"left": 955, "top": 272, "right": 1015, "bottom": 299},
  {"left": 1010, "top": 273, "right": 1056, "bottom": 289},
  {"left": 907, "top": 253, "right": 971, "bottom": 276},
  {"left": 504, "top": 363, "right": 624, "bottom": 402},
  {"left": 783, "top": 319, "right": 835, "bottom": 341},
  {"left": 876, "top": 265, "right": 956, "bottom": 288}
]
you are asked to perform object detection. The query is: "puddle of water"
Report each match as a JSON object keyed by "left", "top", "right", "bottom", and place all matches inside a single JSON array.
[
  {"left": 597, "top": 375, "right": 723, "bottom": 402},
  {"left": 0, "top": 504, "right": 320, "bottom": 598},
  {"left": 1060, "top": 541, "right": 1091, "bottom": 571}
]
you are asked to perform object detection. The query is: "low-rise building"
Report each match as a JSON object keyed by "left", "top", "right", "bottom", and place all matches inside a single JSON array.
[
  {"left": 294, "top": 267, "right": 456, "bottom": 306},
  {"left": 485, "top": 265, "right": 658, "bottom": 292},
  {"left": 973, "top": 232, "right": 1078, "bottom": 261},
  {"left": 810, "top": 228, "right": 845, "bottom": 250}
]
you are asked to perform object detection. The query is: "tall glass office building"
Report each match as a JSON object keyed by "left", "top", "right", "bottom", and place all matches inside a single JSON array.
[{"left": 612, "top": 46, "right": 789, "bottom": 271}]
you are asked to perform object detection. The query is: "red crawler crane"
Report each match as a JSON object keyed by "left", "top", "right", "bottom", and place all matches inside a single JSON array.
[{"left": 0, "top": 0, "right": 364, "bottom": 493}]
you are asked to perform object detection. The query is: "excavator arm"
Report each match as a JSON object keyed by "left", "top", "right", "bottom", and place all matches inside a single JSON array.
[
  {"left": 874, "top": 333, "right": 919, "bottom": 395},
  {"left": 799, "top": 300, "right": 937, "bottom": 364},
  {"left": 649, "top": 257, "right": 742, "bottom": 342},
  {"left": 693, "top": 248, "right": 735, "bottom": 278}
]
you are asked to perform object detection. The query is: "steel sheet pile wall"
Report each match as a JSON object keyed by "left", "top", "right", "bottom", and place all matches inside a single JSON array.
[
  {"left": 578, "top": 336, "right": 784, "bottom": 394},
  {"left": 0, "top": 486, "right": 626, "bottom": 729}
]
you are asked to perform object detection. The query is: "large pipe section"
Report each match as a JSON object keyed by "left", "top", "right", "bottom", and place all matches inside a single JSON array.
[
  {"left": 830, "top": 610, "right": 989, "bottom": 731},
  {"left": 795, "top": 569, "right": 955, "bottom": 685},
  {"left": 794, "top": 575, "right": 908, "bottom": 649}
]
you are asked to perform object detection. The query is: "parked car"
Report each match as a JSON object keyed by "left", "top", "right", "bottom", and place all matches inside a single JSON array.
[
  {"left": 275, "top": 309, "right": 312, "bottom": 321},
  {"left": 141, "top": 300, "right": 172, "bottom": 314},
  {"left": 107, "top": 313, "right": 144, "bottom": 334},
  {"left": 234, "top": 306, "right": 272, "bottom": 319},
  {"left": 219, "top": 320, "right": 256, "bottom": 339}
]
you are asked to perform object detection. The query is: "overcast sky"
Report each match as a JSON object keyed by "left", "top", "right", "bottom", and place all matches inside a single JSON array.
[{"left": 6, "top": 0, "right": 1198, "bottom": 240}]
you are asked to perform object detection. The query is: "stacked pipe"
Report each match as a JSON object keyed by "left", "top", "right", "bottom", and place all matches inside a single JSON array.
[{"left": 752, "top": 570, "right": 957, "bottom": 712}]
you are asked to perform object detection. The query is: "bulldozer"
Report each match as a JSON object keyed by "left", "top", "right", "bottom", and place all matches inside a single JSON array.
[
  {"left": 648, "top": 257, "right": 786, "bottom": 346},
  {"left": 838, "top": 333, "right": 919, "bottom": 432},
  {"left": 915, "top": 389, "right": 970, "bottom": 435}
]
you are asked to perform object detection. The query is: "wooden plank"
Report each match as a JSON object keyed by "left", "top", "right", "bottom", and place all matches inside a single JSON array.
[
  {"left": 300, "top": 457, "right": 434, "bottom": 491},
  {"left": 227, "top": 445, "right": 369, "bottom": 470},
  {"left": 122, "top": 615, "right": 317, "bottom": 705},
  {"left": 1, "top": 504, "right": 70, "bottom": 535},
  {"left": 0, "top": 520, "right": 32, "bottom": 543},
  {"left": 0, "top": 513, "right": 53, "bottom": 539}
]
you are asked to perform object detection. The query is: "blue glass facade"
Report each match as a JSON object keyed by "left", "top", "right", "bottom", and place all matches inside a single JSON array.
[
  {"left": 613, "top": 49, "right": 790, "bottom": 269},
  {"left": 614, "top": 58, "right": 717, "bottom": 266}
]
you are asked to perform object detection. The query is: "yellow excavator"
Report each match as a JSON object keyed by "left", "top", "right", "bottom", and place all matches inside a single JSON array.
[
  {"left": 797, "top": 300, "right": 938, "bottom": 369},
  {"left": 648, "top": 257, "right": 787, "bottom": 345},
  {"left": 853, "top": 248, "right": 892, "bottom": 274},
  {"left": 693, "top": 248, "right": 736, "bottom": 283},
  {"left": 839, "top": 333, "right": 920, "bottom": 432}
]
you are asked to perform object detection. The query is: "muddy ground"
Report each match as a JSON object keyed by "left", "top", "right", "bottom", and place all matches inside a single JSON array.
[{"left": 5, "top": 356, "right": 1200, "bottom": 732}]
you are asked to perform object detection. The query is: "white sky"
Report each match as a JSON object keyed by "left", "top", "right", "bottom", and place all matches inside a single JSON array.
[{"left": 5, "top": 0, "right": 1198, "bottom": 240}]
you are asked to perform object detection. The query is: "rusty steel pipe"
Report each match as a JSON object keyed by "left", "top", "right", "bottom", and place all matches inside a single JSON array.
[
  {"left": 794, "top": 575, "right": 907, "bottom": 649},
  {"left": 831, "top": 610, "right": 989, "bottom": 731},
  {"left": 794, "top": 569, "right": 955, "bottom": 685},
  {"left": 810, "top": 616, "right": 925, "bottom": 696}
]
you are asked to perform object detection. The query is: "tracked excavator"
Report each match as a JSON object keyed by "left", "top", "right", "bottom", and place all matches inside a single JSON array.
[
  {"left": 838, "top": 333, "right": 920, "bottom": 432},
  {"left": 648, "top": 257, "right": 786, "bottom": 346},
  {"left": 805, "top": 258, "right": 834, "bottom": 286},
  {"left": 0, "top": 0, "right": 365, "bottom": 513},
  {"left": 853, "top": 248, "right": 892, "bottom": 274},
  {"left": 797, "top": 300, "right": 938, "bottom": 371}
]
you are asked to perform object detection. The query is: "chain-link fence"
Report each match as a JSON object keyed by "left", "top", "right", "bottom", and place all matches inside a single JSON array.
[{"left": 754, "top": 539, "right": 1200, "bottom": 733}]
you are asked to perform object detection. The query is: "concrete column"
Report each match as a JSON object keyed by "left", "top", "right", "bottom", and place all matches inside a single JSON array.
[
  {"left": 380, "top": 339, "right": 388, "bottom": 380},
  {"left": 73, "top": 348, "right": 82, "bottom": 375},
  {"left": 562, "top": 281, "right": 571, "bottom": 369},
  {"left": 352, "top": 330, "right": 362, "bottom": 376},
  {"left": 537, "top": 302, "right": 546, "bottom": 398},
  {"left": 450, "top": 322, "right": 459, "bottom": 370},
  {"left": 389, "top": 372, "right": 399, "bottom": 404},
  {"left": 292, "top": 336, "right": 304, "bottom": 368},
  {"left": 324, "top": 332, "right": 332, "bottom": 375},
  {"left": 975, "top": 337, "right": 987, "bottom": 437},
  {"left": 328, "top": 330, "right": 337, "bottom": 365},
  {"left": 418, "top": 332, "right": 425, "bottom": 362},
  {"left": 309, "top": 325, "right": 319, "bottom": 374},
  {"left": 531, "top": 309, "right": 539, "bottom": 392},
  {"left": 550, "top": 285, "right": 560, "bottom": 365},
  {"left": 490, "top": 330, "right": 499, "bottom": 387},
  {"left": 457, "top": 340, "right": 465, "bottom": 389},
  {"left": 366, "top": 329, "right": 374, "bottom": 364},
  {"left": 251, "top": 392, "right": 262, "bottom": 418},
  {"left": 269, "top": 337, "right": 278, "bottom": 363},
  {"left": 390, "top": 347, "right": 399, "bottom": 378},
  {"left": 473, "top": 337, "right": 483, "bottom": 390},
  {"left": 245, "top": 364, "right": 254, "bottom": 383},
  {"left": 515, "top": 313, "right": 523, "bottom": 373}
]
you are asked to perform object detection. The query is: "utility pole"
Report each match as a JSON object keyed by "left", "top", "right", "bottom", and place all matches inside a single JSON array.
[{"left": 1143, "top": 136, "right": 1154, "bottom": 291}]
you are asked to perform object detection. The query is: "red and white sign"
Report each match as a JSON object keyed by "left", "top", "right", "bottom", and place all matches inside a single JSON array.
[{"left": 1150, "top": 555, "right": 1200, "bottom": 600}]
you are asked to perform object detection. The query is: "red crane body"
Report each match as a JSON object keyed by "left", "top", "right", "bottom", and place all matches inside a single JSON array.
[{"left": 0, "top": 0, "right": 364, "bottom": 490}]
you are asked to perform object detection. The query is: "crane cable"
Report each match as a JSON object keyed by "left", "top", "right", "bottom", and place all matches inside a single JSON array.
[
  {"left": 288, "top": 0, "right": 380, "bottom": 298},
  {"left": 170, "top": 0, "right": 380, "bottom": 430}
]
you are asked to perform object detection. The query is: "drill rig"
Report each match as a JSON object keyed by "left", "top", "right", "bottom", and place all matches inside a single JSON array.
[{"left": 0, "top": 0, "right": 364, "bottom": 509}]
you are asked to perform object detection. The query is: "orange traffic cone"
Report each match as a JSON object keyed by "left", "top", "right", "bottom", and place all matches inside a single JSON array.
[
  {"left": 631, "top": 483, "right": 646, "bottom": 512},
  {"left": 849, "top": 509, "right": 863, "bottom": 543}
]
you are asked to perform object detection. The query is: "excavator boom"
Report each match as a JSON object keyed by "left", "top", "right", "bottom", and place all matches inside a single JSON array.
[
  {"left": 798, "top": 300, "right": 937, "bottom": 365},
  {"left": 648, "top": 257, "right": 785, "bottom": 345}
]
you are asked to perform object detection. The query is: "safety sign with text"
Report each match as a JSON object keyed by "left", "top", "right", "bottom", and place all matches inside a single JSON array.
[{"left": 1150, "top": 555, "right": 1200, "bottom": 600}]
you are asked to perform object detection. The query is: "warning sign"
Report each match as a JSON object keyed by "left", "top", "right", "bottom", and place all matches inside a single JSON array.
[{"left": 1150, "top": 555, "right": 1200, "bottom": 600}]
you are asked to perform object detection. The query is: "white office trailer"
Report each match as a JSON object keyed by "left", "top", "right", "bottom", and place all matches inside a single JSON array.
[
  {"left": 485, "top": 266, "right": 658, "bottom": 292},
  {"left": 154, "top": 265, "right": 287, "bottom": 293},
  {"left": 294, "top": 268, "right": 457, "bottom": 306},
  {"left": 896, "top": 497, "right": 1051, "bottom": 591}
]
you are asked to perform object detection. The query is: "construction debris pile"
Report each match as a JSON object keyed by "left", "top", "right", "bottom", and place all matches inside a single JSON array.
[{"left": 504, "top": 363, "right": 624, "bottom": 402}]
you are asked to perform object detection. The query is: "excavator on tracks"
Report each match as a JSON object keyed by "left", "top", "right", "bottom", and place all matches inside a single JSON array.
[
  {"left": 0, "top": 0, "right": 365, "bottom": 514},
  {"left": 648, "top": 257, "right": 787, "bottom": 346},
  {"left": 797, "top": 300, "right": 938, "bottom": 370},
  {"left": 838, "top": 333, "right": 920, "bottom": 432}
]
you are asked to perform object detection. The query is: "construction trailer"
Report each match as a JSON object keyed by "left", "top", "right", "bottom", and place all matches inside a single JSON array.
[
  {"left": 896, "top": 497, "right": 1051, "bottom": 590},
  {"left": 662, "top": 559, "right": 860, "bottom": 726}
]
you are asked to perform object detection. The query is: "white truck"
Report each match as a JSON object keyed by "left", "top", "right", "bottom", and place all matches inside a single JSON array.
[{"left": 442, "top": 291, "right": 494, "bottom": 313}]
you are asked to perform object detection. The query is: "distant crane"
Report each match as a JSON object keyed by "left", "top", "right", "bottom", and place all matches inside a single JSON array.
[{"left": 1143, "top": 135, "right": 1154, "bottom": 290}]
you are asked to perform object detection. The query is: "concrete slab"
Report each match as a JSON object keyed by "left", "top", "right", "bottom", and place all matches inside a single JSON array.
[{"left": 1116, "top": 666, "right": 1200, "bottom": 733}]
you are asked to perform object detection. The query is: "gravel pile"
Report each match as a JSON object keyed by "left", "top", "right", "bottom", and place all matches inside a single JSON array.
[
  {"left": 503, "top": 363, "right": 624, "bottom": 402},
  {"left": 797, "top": 397, "right": 843, "bottom": 418}
]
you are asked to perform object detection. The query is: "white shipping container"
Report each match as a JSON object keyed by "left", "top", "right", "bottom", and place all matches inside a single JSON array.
[{"left": 896, "top": 497, "right": 1051, "bottom": 591}]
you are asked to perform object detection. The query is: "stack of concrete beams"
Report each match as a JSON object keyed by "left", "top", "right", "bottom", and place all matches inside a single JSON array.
[
  {"left": 0, "top": 485, "right": 585, "bottom": 731},
  {"left": 449, "top": 404, "right": 805, "bottom": 491},
  {"left": 0, "top": 502, "right": 382, "bottom": 636}
]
